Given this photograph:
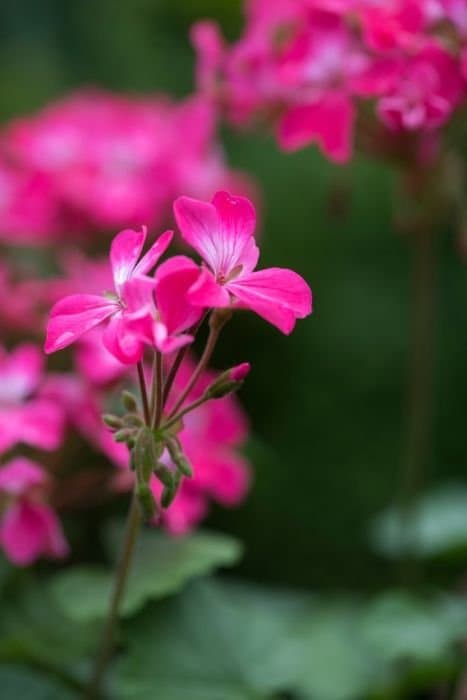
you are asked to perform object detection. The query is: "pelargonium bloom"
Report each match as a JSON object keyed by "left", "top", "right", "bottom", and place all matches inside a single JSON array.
[
  {"left": 0, "top": 458, "right": 68, "bottom": 566},
  {"left": 0, "top": 344, "right": 64, "bottom": 455},
  {"left": 174, "top": 191, "right": 312, "bottom": 334},
  {"left": 45, "top": 226, "right": 173, "bottom": 363}
]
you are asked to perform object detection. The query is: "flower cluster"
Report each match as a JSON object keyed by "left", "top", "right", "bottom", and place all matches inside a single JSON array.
[
  {"left": 192, "top": 0, "right": 467, "bottom": 163},
  {"left": 0, "top": 90, "right": 251, "bottom": 243},
  {"left": 44, "top": 191, "right": 312, "bottom": 529}
]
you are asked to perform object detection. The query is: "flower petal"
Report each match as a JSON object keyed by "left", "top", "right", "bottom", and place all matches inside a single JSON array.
[
  {"left": 103, "top": 314, "right": 146, "bottom": 365},
  {"left": 188, "top": 268, "right": 231, "bottom": 308},
  {"left": 110, "top": 227, "right": 146, "bottom": 293},
  {"left": 0, "top": 500, "right": 67, "bottom": 566},
  {"left": 134, "top": 229, "right": 174, "bottom": 276},
  {"left": 228, "top": 267, "right": 312, "bottom": 334},
  {"left": 45, "top": 295, "right": 116, "bottom": 354},
  {"left": 155, "top": 256, "right": 204, "bottom": 334},
  {"left": 173, "top": 195, "right": 220, "bottom": 271},
  {"left": 278, "top": 94, "right": 355, "bottom": 164}
]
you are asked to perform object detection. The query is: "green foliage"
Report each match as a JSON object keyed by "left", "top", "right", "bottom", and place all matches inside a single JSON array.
[
  {"left": 50, "top": 528, "right": 243, "bottom": 621},
  {"left": 0, "top": 665, "right": 77, "bottom": 700},
  {"left": 113, "top": 577, "right": 310, "bottom": 700},
  {"left": 0, "top": 578, "right": 98, "bottom": 681},
  {"left": 114, "top": 580, "right": 467, "bottom": 700},
  {"left": 371, "top": 483, "right": 467, "bottom": 559}
]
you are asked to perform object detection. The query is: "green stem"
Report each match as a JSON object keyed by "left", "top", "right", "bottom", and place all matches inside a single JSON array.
[
  {"left": 162, "top": 395, "right": 208, "bottom": 432},
  {"left": 169, "top": 316, "right": 223, "bottom": 417},
  {"left": 152, "top": 351, "right": 164, "bottom": 429},
  {"left": 86, "top": 492, "right": 141, "bottom": 698},
  {"left": 162, "top": 314, "right": 207, "bottom": 407},
  {"left": 399, "top": 225, "right": 438, "bottom": 575},
  {"left": 137, "top": 361, "right": 150, "bottom": 425}
]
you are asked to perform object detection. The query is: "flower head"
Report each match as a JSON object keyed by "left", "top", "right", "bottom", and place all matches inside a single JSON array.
[{"left": 174, "top": 190, "right": 312, "bottom": 333}]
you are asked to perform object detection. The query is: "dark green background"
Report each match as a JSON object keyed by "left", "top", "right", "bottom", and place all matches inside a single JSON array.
[{"left": 2, "top": 0, "right": 466, "bottom": 591}]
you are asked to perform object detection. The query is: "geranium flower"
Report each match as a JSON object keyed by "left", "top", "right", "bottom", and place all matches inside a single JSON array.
[
  {"left": 0, "top": 458, "right": 68, "bottom": 566},
  {"left": 0, "top": 344, "right": 64, "bottom": 455},
  {"left": 174, "top": 191, "right": 312, "bottom": 334},
  {"left": 45, "top": 226, "right": 173, "bottom": 363}
]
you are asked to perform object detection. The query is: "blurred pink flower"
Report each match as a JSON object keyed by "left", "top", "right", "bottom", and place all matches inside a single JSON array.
[
  {"left": 0, "top": 344, "right": 64, "bottom": 455},
  {"left": 0, "top": 457, "right": 68, "bottom": 566}
]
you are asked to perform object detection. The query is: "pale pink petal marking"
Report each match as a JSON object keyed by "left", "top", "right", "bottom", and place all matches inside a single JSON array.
[
  {"left": 45, "top": 295, "right": 117, "bottom": 354},
  {"left": 173, "top": 195, "right": 221, "bottom": 273},
  {"left": 110, "top": 227, "right": 147, "bottom": 293},
  {"left": 134, "top": 229, "right": 174, "bottom": 276}
]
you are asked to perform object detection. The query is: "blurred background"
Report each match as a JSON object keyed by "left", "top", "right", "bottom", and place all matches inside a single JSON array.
[{"left": 2, "top": 0, "right": 467, "bottom": 594}]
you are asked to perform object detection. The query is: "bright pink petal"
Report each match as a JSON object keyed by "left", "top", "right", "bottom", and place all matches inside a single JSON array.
[
  {"left": 155, "top": 256, "right": 203, "bottom": 334},
  {"left": 153, "top": 322, "right": 194, "bottom": 354},
  {"left": 120, "top": 276, "right": 156, "bottom": 315},
  {"left": 45, "top": 295, "right": 116, "bottom": 354},
  {"left": 103, "top": 314, "right": 145, "bottom": 365},
  {"left": 228, "top": 267, "right": 312, "bottom": 334},
  {"left": 134, "top": 229, "right": 173, "bottom": 276},
  {"left": 110, "top": 227, "right": 146, "bottom": 293},
  {"left": 188, "top": 268, "right": 231, "bottom": 308},
  {"left": 0, "top": 500, "right": 67, "bottom": 566},
  {"left": 278, "top": 95, "right": 355, "bottom": 164},
  {"left": 19, "top": 399, "right": 65, "bottom": 451},
  {"left": 173, "top": 195, "right": 220, "bottom": 271},
  {"left": 0, "top": 344, "right": 43, "bottom": 402},
  {"left": 0, "top": 458, "right": 46, "bottom": 496}
]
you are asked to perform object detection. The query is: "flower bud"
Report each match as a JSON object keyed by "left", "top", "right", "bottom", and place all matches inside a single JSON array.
[
  {"left": 153, "top": 463, "right": 175, "bottom": 489},
  {"left": 124, "top": 413, "right": 144, "bottom": 428},
  {"left": 161, "top": 472, "right": 181, "bottom": 509},
  {"left": 114, "top": 428, "right": 137, "bottom": 444},
  {"left": 102, "top": 414, "right": 124, "bottom": 430},
  {"left": 205, "top": 362, "right": 251, "bottom": 399},
  {"left": 122, "top": 390, "right": 138, "bottom": 412},
  {"left": 167, "top": 439, "right": 193, "bottom": 477}
]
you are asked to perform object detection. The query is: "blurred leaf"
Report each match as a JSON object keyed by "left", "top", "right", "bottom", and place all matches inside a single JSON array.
[
  {"left": 0, "top": 664, "right": 77, "bottom": 700},
  {"left": 0, "top": 579, "right": 98, "bottom": 679},
  {"left": 359, "top": 590, "right": 467, "bottom": 664},
  {"left": 291, "top": 603, "right": 385, "bottom": 700},
  {"left": 0, "top": 555, "right": 11, "bottom": 591},
  {"left": 113, "top": 577, "right": 310, "bottom": 700},
  {"left": 51, "top": 529, "right": 243, "bottom": 621},
  {"left": 370, "top": 484, "right": 467, "bottom": 559}
]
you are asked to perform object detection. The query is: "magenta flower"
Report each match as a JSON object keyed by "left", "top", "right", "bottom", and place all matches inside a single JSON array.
[
  {"left": 45, "top": 226, "right": 173, "bottom": 363},
  {"left": 0, "top": 344, "right": 64, "bottom": 455},
  {"left": 0, "top": 458, "right": 68, "bottom": 566},
  {"left": 174, "top": 191, "right": 312, "bottom": 334}
]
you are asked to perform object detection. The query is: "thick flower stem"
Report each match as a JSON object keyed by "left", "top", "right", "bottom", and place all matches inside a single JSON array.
[
  {"left": 86, "top": 492, "right": 141, "bottom": 699},
  {"left": 152, "top": 351, "right": 164, "bottom": 429},
  {"left": 137, "top": 361, "right": 150, "bottom": 424},
  {"left": 399, "top": 225, "right": 438, "bottom": 577}
]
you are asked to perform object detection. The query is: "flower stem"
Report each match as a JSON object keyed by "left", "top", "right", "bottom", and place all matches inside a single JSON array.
[
  {"left": 152, "top": 351, "right": 164, "bottom": 429},
  {"left": 87, "top": 361, "right": 151, "bottom": 698},
  {"left": 169, "top": 313, "right": 225, "bottom": 417},
  {"left": 86, "top": 492, "right": 141, "bottom": 698},
  {"left": 137, "top": 361, "right": 150, "bottom": 424},
  {"left": 162, "top": 314, "right": 207, "bottom": 407},
  {"left": 399, "top": 225, "right": 438, "bottom": 577},
  {"left": 162, "top": 395, "right": 208, "bottom": 432}
]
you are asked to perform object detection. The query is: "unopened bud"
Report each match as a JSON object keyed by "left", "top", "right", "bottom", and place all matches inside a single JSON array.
[
  {"left": 122, "top": 390, "right": 138, "bottom": 412},
  {"left": 124, "top": 413, "right": 144, "bottom": 428},
  {"left": 167, "top": 439, "right": 193, "bottom": 477},
  {"left": 103, "top": 414, "right": 124, "bottom": 430},
  {"left": 205, "top": 362, "right": 251, "bottom": 399},
  {"left": 161, "top": 472, "right": 181, "bottom": 509},
  {"left": 114, "top": 428, "right": 137, "bottom": 443},
  {"left": 136, "top": 483, "right": 158, "bottom": 521},
  {"left": 153, "top": 463, "right": 175, "bottom": 489}
]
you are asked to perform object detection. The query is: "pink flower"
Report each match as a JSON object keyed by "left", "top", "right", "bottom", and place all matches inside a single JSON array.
[
  {"left": 0, "top": 344, "right": 64, "bottom": 455},
  {"left": 45, "top": 226, "right": 173, "bottom": 363},
  {"left": 0, "top": 458, "right": 68, "bottom": 566},
  {"left": 377, "top": 42, "right": 463, "bottom": 131},
  {"left": 174, "top": 191, "right": 312, "bottom": 334}
]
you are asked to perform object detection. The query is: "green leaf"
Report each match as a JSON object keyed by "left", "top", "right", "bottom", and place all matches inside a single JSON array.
[
  {"left": 0, "top": 579, "right": 98, "bottom": 680},
  {"left": 0, "top": 664, "right": 77, "bottom": 700},
  {"left": 51, "top": 529, "right": 243, "bottom": 622},
  {"left": 114, "top": 577, "right": 310, "bottom": 700},
  {"left": 370, "top": 483, "right": 467, "bottom": 559}
]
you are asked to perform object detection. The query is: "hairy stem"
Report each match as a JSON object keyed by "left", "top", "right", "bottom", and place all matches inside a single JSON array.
[
  {"left": 137, "top": 361, "right": 150, "bottom": 424},
  {"left": 152, "top": 351, "right": 164, "bottom": 429}
]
